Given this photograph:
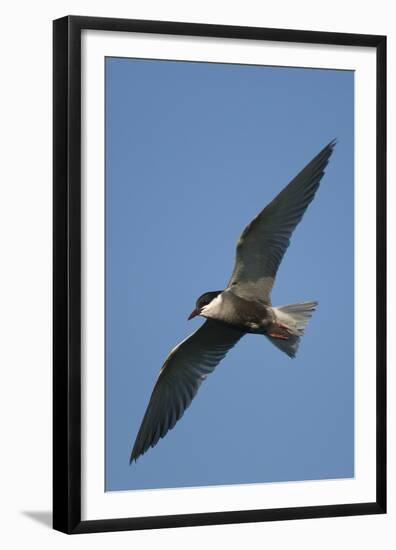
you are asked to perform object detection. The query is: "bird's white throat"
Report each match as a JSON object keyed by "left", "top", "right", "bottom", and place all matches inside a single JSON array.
[{"left": 200, "top": 293, "right": 224, "bottom": 318}]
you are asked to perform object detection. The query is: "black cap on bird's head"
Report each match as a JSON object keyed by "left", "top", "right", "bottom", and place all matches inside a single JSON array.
[{"left": 187, "top": 291, "right": 222, "bottom": 320}]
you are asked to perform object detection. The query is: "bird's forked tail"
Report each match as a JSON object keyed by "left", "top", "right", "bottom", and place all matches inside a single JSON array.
[{"left": 267, "top": 301, "right": 318, "bottom": 358}]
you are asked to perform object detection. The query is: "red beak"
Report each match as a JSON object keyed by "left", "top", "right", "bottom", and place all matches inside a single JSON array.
[{"left": 188, "top": 308, "right": 199, "bottom": 320}]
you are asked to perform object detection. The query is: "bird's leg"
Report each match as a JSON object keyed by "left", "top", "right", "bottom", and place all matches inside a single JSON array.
[
  {"left": 268, "top": 332, "right": 289, "bottom": 340},
  {"left": 268, "top": 322, "right": 292, "bottom": 340},
  {"left": 278, "top": 322, "right": 290, "bottom": 331}
]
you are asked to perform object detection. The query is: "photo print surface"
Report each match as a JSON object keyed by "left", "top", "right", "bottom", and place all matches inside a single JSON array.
[{"left": 105, "top": 57, "right": 354, "bottom": 492}]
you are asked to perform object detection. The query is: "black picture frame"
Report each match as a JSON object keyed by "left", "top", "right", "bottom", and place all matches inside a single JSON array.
[{"left": 53, "top": 15, "right": 387, "bottom": 534}]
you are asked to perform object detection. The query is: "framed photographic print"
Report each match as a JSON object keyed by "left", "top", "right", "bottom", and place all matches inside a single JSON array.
[{"left": 53, "top": 15, "right": 386, "bottom": 534}]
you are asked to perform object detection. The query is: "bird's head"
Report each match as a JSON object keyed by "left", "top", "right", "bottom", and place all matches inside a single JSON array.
[{"left": 187, "top": 291, "right": 222, "bottom": 320}]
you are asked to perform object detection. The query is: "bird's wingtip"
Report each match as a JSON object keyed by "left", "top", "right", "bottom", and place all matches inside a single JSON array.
[
  {"left": 130, "top": 444, "right": 147, "bottom": 464},
  {"left": 328, "top": 138, "right": 338, "bottom": 149},
  {"left": 129, "top": 450, "right": 139, "bottom": 464}
]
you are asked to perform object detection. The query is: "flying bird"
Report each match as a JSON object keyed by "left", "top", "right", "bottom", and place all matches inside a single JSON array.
[{"left": 130, "top": 140, "right": 336, "bottom": 463}]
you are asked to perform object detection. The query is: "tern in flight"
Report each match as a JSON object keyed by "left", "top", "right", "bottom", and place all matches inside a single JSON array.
[{"left": 130, "top": 140, "right": 336, "bottom": 463}]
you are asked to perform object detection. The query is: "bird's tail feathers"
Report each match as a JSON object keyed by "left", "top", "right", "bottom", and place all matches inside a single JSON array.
[{"left": 267, "top": 301, "right": 318, "bottom": 358}]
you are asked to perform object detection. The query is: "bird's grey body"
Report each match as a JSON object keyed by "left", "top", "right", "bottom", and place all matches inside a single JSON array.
[
  {"left": 200, "top": 289, "right": 318, "bottom": 356},
  {"left": 200, "top": 289, "right": 273, "bottom": 333},
  {"left": 130, "top": 140, "right": 336, "bottom": 463}
]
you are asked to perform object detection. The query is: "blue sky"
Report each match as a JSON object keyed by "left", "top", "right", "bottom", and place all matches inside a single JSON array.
[{"left": 105, "top": 57, "right": 354, "bottom": 491}]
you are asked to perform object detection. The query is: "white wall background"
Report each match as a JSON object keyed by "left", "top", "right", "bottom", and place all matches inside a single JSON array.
[{"left": 0, "top": 0, "right": 393, "bottom": 547}]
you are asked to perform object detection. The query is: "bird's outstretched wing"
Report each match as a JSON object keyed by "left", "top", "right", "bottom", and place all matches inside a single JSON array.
[
  {"left": 130, "top": 320, "right": 244, "bottom": 462},
  {"left": 227, "top": 140, "right": 336, "bottom": 302}
]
